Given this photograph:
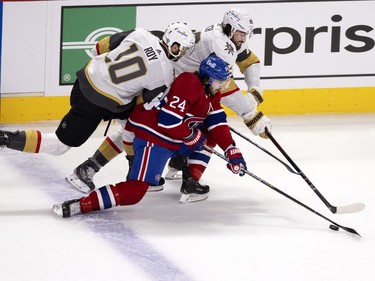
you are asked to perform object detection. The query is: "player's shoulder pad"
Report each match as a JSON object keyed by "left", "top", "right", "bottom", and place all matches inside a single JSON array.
[{"left": 109, "top": 30, "right": 135, "bottom": 50}]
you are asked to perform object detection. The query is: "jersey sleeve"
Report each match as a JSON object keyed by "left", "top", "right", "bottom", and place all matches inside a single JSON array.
[
  {"left": 236, "top": 49, "right": 260, "bottom": 73},
  {"left": 204, "top": 95, "right": 235, "bottom": 151},
  {"left": 93, "top": 30, "right": 135, "bottom": 56}
]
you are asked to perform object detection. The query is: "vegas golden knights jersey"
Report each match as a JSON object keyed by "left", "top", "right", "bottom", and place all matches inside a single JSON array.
[{"left": 77, "top": 28, "right": 174, "bottom": 113}]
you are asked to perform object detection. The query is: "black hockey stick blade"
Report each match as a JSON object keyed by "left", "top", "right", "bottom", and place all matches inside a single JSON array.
[{"left": 331, "top": 222, "right": 361, "bottom": 237}]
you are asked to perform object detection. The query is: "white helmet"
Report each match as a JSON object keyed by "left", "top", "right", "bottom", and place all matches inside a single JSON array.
[
  {"left": 222, "top": 8, "right": 254, "bottom": 38},
  {"left": 162, "top": 22, "right": 195, "bottom": 60}
]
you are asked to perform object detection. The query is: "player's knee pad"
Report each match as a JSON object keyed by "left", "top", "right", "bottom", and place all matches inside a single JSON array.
[{"left": 56, "top": 109, "right": 101, "bottom": 147}]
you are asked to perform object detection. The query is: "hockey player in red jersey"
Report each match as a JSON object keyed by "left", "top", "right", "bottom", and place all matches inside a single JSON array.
[
  {"left": 52, "top": 55, "right": 247, "bottom": 217},
  {"left": 63, "top": 7, "right": 272, "bottom": 193},
  {"left": 0, "top": 22, "right": 195, "bottom": 161}
]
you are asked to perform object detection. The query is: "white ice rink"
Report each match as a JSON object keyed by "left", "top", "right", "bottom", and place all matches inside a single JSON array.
[{"left": 0, "top": 114, "right": 374, "bottom": 281}]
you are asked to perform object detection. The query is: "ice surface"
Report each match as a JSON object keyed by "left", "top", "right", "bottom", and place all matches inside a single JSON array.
[{"left": 1, "top": 114, "right": 374, "bottom": 281}]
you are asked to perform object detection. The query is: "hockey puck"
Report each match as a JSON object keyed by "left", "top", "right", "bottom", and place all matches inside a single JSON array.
[{"left": 329, "top": 224, "right": 339, "bottom": 231}]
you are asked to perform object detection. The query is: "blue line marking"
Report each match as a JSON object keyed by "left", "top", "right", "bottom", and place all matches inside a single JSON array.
[{"left": 6, "top": 153, "right": 195, "bottom": 281}]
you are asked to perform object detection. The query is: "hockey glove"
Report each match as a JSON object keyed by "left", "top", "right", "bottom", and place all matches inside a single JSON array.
[
  {"left": 244, "top": 111, "right": 272, "bottom": 139},
  {"left": 183, "top": 128, "right": 206, "bottom": 151},
  {"left": 249, "top": 86, "right": 264, "bottom": 105},
  {"left": 225, "top": 145, "right": 247, "bottom": 176}
]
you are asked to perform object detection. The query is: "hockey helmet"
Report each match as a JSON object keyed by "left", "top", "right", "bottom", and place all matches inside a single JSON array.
[
  {"left": 162, "top": 22, "right": 195, "bottom": 60},
  {"left": 222, "top": 8, "right": 254, "bottom": 38},
  {"left": 199, "top": 55, "right": 230, "bottom": 86}
]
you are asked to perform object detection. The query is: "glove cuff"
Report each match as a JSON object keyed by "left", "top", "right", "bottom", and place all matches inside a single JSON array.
[
  {"left": 184, "top": 129, "right": 202, "bottom": 146},
  {"left": 249, "top": 87, "right": 264, "bottom": 105},
  {"left": 225, "top": 146, "right": 241, "bottom": 158},
  {"left": 244, "top": 111, "right": 264, "bottom": 129}
]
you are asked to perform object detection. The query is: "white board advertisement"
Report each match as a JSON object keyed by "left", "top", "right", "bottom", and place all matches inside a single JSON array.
[{"left": 1, "top": 0, "right": 374, "bottom": 96}]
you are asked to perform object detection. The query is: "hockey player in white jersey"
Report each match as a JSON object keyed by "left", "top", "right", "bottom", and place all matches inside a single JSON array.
[
  {"left": 0, "top": 23, "right": 195, "bottom": 165},
  {"left": 174, "top": 8, "right": 270, "bottom": 137},
  {"left": 166, "top": 8, "right": 272, "bottom": 180},
  {"left": 63, "top": 8, "right": 272, "bottom": 194}
]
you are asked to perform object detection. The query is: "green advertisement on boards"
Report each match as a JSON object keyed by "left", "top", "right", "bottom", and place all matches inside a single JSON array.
[{"left": 60, "top": 6, "right": 136, "bottom": 85}]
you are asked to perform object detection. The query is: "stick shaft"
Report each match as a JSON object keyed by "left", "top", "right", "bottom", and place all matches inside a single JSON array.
[
  {"left": 230, "top": 127, "right": 298, "bottom": 174},
  {"left": 207, "top": 146, "right": 360, "bottom": 236},
  {"left": 265, "top": 128, "right": 337, "bottom": 213}
]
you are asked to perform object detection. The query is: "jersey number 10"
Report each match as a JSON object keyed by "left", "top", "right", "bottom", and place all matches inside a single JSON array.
[{"left": 106, "top": 43, "right": 147, "bottom": 84}]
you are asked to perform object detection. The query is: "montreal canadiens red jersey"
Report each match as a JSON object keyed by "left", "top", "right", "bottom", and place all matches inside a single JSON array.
[{"left": 127, "top": 72, "right": 234, "bottom": 151}]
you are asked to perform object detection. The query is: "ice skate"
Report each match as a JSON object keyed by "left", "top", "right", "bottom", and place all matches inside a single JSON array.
[
  {"left": 148, "top": 177, "right": 165, "bottom": 192},
  {"left": 65, "top": 159, "right": 99, "bottom": 193},
  {"left": 165, "top": 155, "right": 188, "bottom": 180},
  {"left": 179, "top": 171, "right": 210, "bottom": 203},
  {"left": 0, "top": 130, "right": 18, "bottom": 149},
  {"left": 52, "top": 199, "right": 81, "bottom": 218},
  {"left": 165, "top": 168, "right": 182, "bottom": 180}
]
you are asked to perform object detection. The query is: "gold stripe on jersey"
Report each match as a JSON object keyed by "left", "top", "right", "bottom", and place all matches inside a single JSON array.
[
  {"left": 97, "top": 36, "right": 111, "bottom": 55},
  {"left": 24, "top": 130, "right": 40, "bottom": 153},
  {"left": 136, "top": 95, "right": 144, "bottom": 105},
  {"left": 236, "top": 52, "right": 260, "bottom": 73},
  {"left": 84, "top": 60, "right": 125, "bottom": 106},
  {"left": 221, "top": 78, "right": 239, "bottom": 96}
]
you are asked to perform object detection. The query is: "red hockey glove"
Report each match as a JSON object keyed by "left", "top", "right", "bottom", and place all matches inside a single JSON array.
[
  {"left": 183, "top": 128, "right": 206, "bottom": 151},
  {"left": 225, "top": 146, "right": 247, "bottom": 176}
]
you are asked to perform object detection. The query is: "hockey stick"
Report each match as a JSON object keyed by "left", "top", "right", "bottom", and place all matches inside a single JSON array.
[
  {"left": 231, "top": 126, "right": 364, "bottom": 214},
  {"left": 207, "top": 146, "right": 360, "bottom": 237},
  {"left": 264, "top": 128, "right": 365, "bottom": 214},
  {"left": 229, "top": 126, "right": 298, "bottom": 174}
]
